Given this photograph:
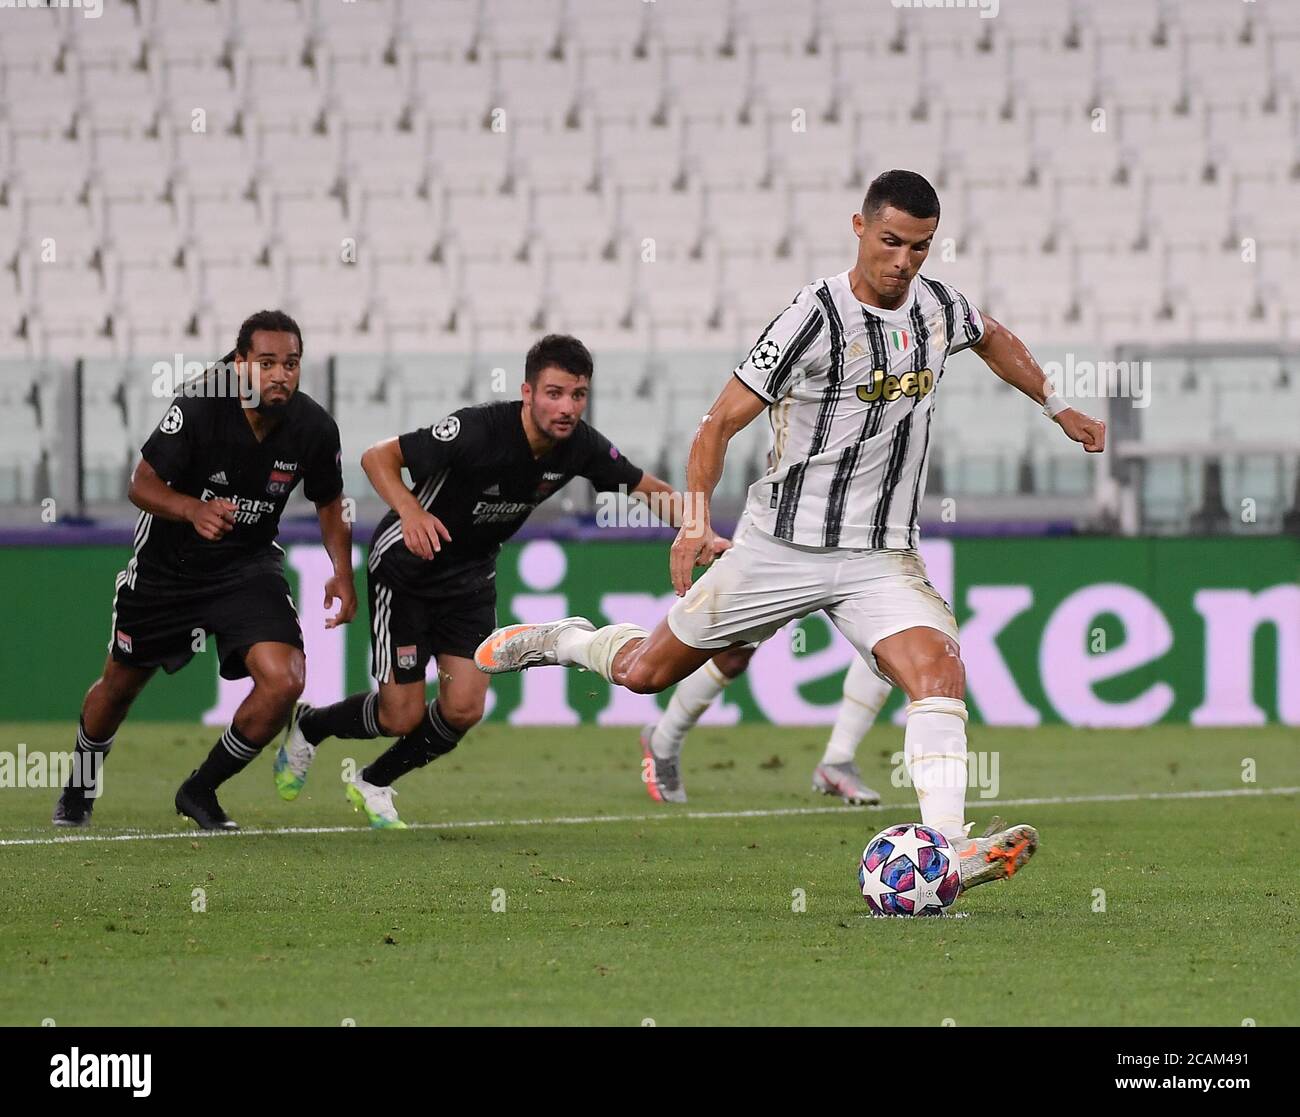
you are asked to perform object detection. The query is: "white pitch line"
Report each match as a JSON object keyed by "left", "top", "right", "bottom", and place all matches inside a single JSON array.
[{"left": 0, "top": 785, "right": 1295, "bottom": 848}]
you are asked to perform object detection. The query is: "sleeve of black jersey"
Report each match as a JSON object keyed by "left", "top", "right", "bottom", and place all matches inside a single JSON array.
[
  {"left": 304, "top": 414, "right": 345, "bottom": 504},
  {"left": 578, "top": 424, "right": 645, "bottom": 493},
  {"left": 139, "top": 396, "right": 202, "bottom": 485},
  {"left": 397, "top": 408, "right": 477, "bottom": 485}
]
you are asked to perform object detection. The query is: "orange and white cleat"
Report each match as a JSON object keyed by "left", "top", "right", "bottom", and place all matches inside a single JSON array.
[
  {"left": 952, "top": 816, "right": 1039, "bottom": 894},
  {"left": 474, "top": 617, "right": 595, "bottom": 674},
  {"left": 639, "top": 725, "right": 687, "bottom": 804}
]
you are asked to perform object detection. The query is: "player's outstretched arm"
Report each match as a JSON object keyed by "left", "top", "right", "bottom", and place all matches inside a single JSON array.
[
  {"left": 972, "top": 313, "right": 1106, "bottom": 453},
  {"left": 670, "top": 376, "right": 767, "bottom": 594},
  {"left": 626, "top": 472, "right": 729, "bottom": 554},
  {"left": 315, "top": 493, "right": 357, "bottom": 628},
  {"left": 128, "top": 458, "right": 236, "bottom": 540},
  {"left": 360, "top": 437, "right": 451, "bottom": 560}
]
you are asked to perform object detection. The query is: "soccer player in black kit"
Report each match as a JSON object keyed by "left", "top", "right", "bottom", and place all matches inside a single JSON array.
[
  {"left": 276, "top": 334, "right": 707, "bottom": 828},
  {"left": 53, "top": 310, "right": 357, "bottom": 830}
]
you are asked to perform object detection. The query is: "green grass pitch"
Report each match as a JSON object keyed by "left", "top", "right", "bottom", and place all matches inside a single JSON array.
[{"left": 1, "top": 723, "right": 1296, "bottom": 1026}]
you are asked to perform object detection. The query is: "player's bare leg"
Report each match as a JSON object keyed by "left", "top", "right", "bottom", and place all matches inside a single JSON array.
[
  {"left": 53, "top": 657, "right": 155, "bottom": 827},
  {"left": 177, "top": 641, "right": 305, "bottom": 831},
  {"left": 641, "top": 644, "right": 756, "bottom": 804},
  {"left": 477, "top": 613, "right": 718, "bottom": 691},
  {"left": 872, "top": 627, "right": 1037, "bottom": 892}
]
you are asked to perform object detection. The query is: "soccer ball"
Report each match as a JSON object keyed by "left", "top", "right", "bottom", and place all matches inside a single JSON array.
[{"left": 859, "top": 823, "right": 962, "bottom": 916}]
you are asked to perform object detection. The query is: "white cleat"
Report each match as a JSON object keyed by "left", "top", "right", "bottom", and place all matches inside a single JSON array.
[
  {"left": 951, "top": 816, "right": 1038, "bottom": 894},
  {"left": 345, "top": 774, "right": 407, "bottom": 829},
  {"left": 812, "top": 761, "right": 881, "bottom": 805},
  {"left": 273, "top": 703, "right": 317, "bottom": 801},
  {"left": 639, "top": 725, "right": 687, "bottom": 804},
  {"left": 474, "top": 617, "right": 595, "bottom": 674}
]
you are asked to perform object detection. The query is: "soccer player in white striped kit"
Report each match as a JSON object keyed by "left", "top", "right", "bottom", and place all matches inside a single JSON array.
[{"left": 477, "top": 171, "right": 1106, "bottom": 895}]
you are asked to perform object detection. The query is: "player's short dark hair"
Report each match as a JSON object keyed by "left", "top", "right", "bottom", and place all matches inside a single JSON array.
[
  {"left": 525, "top": 333, "right": 594, "bottom": 384},
  {"left": 862, "top": 170, "right": 941, "bottom": 222},
  {"left": 236, "top": 309, "right": 304, "bottom": 358}
]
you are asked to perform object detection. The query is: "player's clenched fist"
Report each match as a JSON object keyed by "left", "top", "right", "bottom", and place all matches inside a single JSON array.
[
  {"left": 401, "top": 509, "right": 452, "bottom": 560},
  {"left": 1058, "top": 408, "right": 1106, "bottom": 453},
  {"left": 188, "top": 497, "right": 238, "bottom": 540}
]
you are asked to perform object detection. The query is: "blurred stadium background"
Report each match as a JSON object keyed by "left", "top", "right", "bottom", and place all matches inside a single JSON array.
[{"left": 1, "top": 0, "right": 1295, "bottom": 725}]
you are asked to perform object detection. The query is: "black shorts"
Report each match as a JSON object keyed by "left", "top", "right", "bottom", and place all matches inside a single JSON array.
[
  {"left": 108, "top": 569, "right": 304, "bottom": 681},
  {"left": 368, "top": 568, "right": 498, "bottom": 684}
]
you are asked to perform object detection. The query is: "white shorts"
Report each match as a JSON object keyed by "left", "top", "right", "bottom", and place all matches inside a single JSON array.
[{"left": 667, "top": 523, "right": 958, "bottom": 683}]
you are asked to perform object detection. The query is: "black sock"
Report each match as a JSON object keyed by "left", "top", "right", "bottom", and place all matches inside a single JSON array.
[
  {"left": 193, "top": 725, "right": 266, "bottom": 791},
  {"left": 363, "top": 702, "right": 465, "bottom": 787},
  {"left": 71, "top": 719, "right": 114, "bottom": 799},
  {"left": 299, "top": 692, "right": 381, "bottom": 746}
]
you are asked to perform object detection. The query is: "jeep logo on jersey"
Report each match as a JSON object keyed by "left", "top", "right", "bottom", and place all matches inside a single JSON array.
[
  {"left": 159, "top": 405, "right": 183, "bottom": 434},
  {"left": 432, "top": 416, "right": 461, "bottom": 442},
  {"left": 749, "top": 338, "right": 780, "bottom": 371},
  {"left": 856, "top": 368, "right": 935, "bottom": 403}
]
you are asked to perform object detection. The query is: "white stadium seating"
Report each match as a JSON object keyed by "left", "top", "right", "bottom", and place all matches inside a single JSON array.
[{"left": 0, "top": 0, "right": 1295, "bottom": 527}]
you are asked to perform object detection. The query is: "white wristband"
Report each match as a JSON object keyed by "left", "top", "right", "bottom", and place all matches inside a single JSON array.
[{"left": 1041, "top": 393, "right": 1069, "bottom": 420}]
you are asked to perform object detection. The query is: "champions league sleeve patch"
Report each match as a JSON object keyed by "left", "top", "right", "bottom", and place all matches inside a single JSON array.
[
  {"left": 159, "top": 404, "right": 184, "bottom": 434},
  {"left": 749, "top": 338, "right": 780, "bottom": 371},
  {"left": 431, "top": 415, "right": 461, "bottom": 442}
]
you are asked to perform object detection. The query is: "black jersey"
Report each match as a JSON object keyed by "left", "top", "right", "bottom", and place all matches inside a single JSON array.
[
  {"left": 368, "top": 400, "right": 644, "bottom": 595},
  {"left": 126, "top": 387, "right": 343, "bottom": 593}
]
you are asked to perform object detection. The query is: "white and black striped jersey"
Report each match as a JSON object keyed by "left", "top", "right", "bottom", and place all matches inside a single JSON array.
[
  {"left": 733, "top": 270, "right": 984, "bottom": 551},
  {"left": 368, "top": 401, "right": 644, "bottom": 595}
]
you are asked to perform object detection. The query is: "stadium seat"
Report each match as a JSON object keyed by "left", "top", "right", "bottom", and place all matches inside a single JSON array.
[
  {"left": 312, "top": 0, "right": 399, "bottom": 65},
  {"left": 326, "top": 59, "right": 409, "bottom": 129},
  {"left": 764, "top": 110, "right": 856, "bottom": 191},
  {"left": 573, "top": 50, "right": 665, "bottom": 123},
  {"left": 157, "top": 62, "right": 243, "bottom": 137},
  {"left": 593, "top": 117, "right": 685, "bottom": 191},
  {"left": 428, "top": 124, "right": 512, "bottom": 192},
  {"left": 443, "top": 190, "right": 530, "bottom": 259},
  {"left": 341, "top": 124, "right": 429, "bottom": 195},
  {"left": 184, "top": 197, "right": 267, "bottom": 265},
  {"left": 510, "top": 124, "right": 599, "bottom": 191},
  {"left": 662, "top": 49, "right": 753, "bottom": 122},
  {"left": 89, "top": 134, "right": 172, "bottom": 201},
  {"left": 411, "top": 57, "right": 495, "bottom": 130},
  {"left": 6, "top": 135, "right": 89, "bottom": 201}
]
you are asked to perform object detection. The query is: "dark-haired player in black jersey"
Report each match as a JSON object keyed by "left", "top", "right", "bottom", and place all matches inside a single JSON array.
[
  {"left": 53, "top": 310, "right": 357, "bottom": 831},
  {"left": 275, "top": 334, "right": 714, "bottom": 827}
]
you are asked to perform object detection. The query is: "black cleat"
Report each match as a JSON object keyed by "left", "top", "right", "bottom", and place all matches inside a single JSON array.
[
  {"left": 52, "top": 786, "right": 94, "bottom": 828},
  {"left": 175, "top": 771, "right": 239, "bottom": 831}
]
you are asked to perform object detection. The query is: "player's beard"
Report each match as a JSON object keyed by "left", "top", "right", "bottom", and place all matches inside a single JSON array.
[
  {"left": 256, "top": 386, "right": 295, "bottom": 414},
  {"left": 531, "top": 402, "right": 575, "bottom": 441}
]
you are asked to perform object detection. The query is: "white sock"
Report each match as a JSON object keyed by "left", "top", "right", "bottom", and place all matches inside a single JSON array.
[
  {"left": 554, "top": 622, "right": 647, "bottom": 682},
  {"left": 651, "top": 658, "right": 731, "bottom": 759},
  {"left": 821, "top": 656, "right": 892, "bottom": 765},
  {"left": 904, "top": 696, "right": 969, "bottom": 842}
]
